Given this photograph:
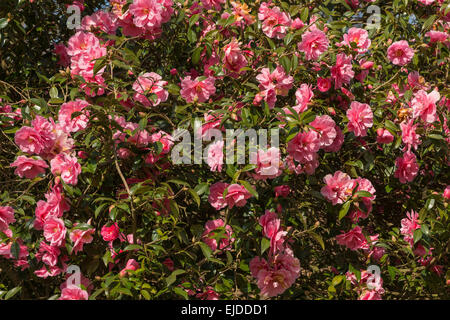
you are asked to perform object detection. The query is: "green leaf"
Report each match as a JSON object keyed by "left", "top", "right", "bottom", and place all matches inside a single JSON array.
[
  {"left": 413, "top": 229, "right": 422, "bottom": 244},
  {"left": 332, "top": 275, "right": 344, "bottom": 286},
  {"left": 5, "top": 287, "right": 21, "bottom": 300},
  {"left": 189, "top": 13, "right": 200, "bottom": 27},
  {"left": 141, "top": 290, "right": 151, "bottom": 300},
  {"left": 123, "top": 244, "right": 142, "bottom": 251},
  {"left": 261, "top": 237, "right": 270, "bottom": 255},
  {"left": 300, "top": 7, "right": 309, "bottom": 22},
  {"left": 192, "top": 46, "right": 202, "bottom": 65},
  {"left": 173, "top": 287, "right": 188, "bottom": 300},
  {"left": 199, "top": 242, "right": 213, "bottom": 259},
  {"left": 166, "top": 269, "right": 186, "bottom": 286},
  {"left": 188, "top": 188, "right": 201, "bottom": 207},
  {"left": 49, "top": 87, "right": 58, "bottom": 99},
  {"left": 338, "top": 201, "right": 351, "bottom": 220},
  {"left": 355, "top": 190, "right": 372, "bottom": 198},
  {"left": 309, "top": 232, "right": 325, "bottom": 250},
  {"left": 187, "top": 28, "right": 197, "bottom": 43},
  {"left": 0, "top": 18, "right": 8, "bottom": 29}
]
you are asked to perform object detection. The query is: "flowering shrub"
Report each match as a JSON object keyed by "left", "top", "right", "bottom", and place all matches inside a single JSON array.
[{"left": 0, "top": 0, "right": 449, "bottom": 300}]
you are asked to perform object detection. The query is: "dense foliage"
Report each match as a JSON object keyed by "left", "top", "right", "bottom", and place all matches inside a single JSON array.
[{"left": 0, "top": 0, "right": 449, "bottom": 300}]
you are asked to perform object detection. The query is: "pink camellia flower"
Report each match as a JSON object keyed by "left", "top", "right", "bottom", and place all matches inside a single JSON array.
[
  {"left": 400, "top": 210, "right": 420, "bottom": 246},
  {"left": 417, "top": 0, "right": 435, "bottom": 5},
  {"left": 256, "top": 66, "right": 293, "bottom": 96},
  {"left": 259, "top": 210, "right": 287, "bottom": 253},
  {"left": 34, "top": 184, "right": 70, "bottom": 230},
  {"left": 376, "top": 128, "right": 394, "bottom": 144},
  {"left": 59, "top": 285, "right": 89, "bottom": 300},
  {"left": 287, "top": 131, "right": 321, "bottom": 164},
  {"left": 0, "top": 239, "right": 29, "bottom": 260},
  {"left": 129, "top": 0, "right": 173, "bottom": 30},
  {"left": 444, "top": 186, "right": 450, "bottom": 200},
  {"left": 132, "top": 72, "right": 168, "bottom": 107},
  {"left": 347, "top": 101, "right": 373, "bottom": 137},
  {"left": 291, "top": 17, "right": 304, "bottom": 29},
  {"left": 321, "top": 171, "right": 354, "bottom": 205},
  {"left": 298, "top": 29, "right": 329, "bottom": 60},
  {"left": 387, "top": 40, "right": 414, "bottom": 66},
  {"left": 14, "top": 126, "right": 45, "bottom": 155},
  {"left": 394, "top": 151, "right": 419, "bottom": 184},
  {"left": 336, "top": 226, "right": 367, "bottom": 251},
  {"left": 250, "top": 252, "right": 300, "bottom": 298},
  {"left": 199, "top": 112, "right": 224, "bottom": 139},
  {"left": 208, "top": 182, "right": 229, "bottom": 210},
  {"left": 323, "top": 125, "right": 344, "bottom": 152},
  {"left": 0, "top": 206, "right": 15, "bottom": 233},
  {"left": 180, "top": 76, "right": 216, "bottom": 103},
  {"left": 35, "top": 241, "right": 60, "bottom": 267},
  {"left": 258, "top": 2, "right": 292, "bottom": 39},
  {"left": 32, "top": 116, "right": 57, "bottom": 154},
  {"left": 58, "top": 99, "right": 90, "bottom": 133},
  {"left": 274, "top": 185, "right": 291, "bottom": 198},
  {"left": 150, "top": 130, "right": 173, "bottom": 152},
  {"left": 400, "top": 119, "right": 421, "bottom": 150},
  {"left": 225, "top": 184, "right": 253, "bottom": 209},
  {"left": 206, "top": 140, "right": 224, "bottom": 172},
  {"left": 119, "top": 259, "right": 140, "bottom": 277},
  {"left": 202, "top": 219, "right": 234, "bottom": 252},
  {"left": 310, "top": 115, "right": 337, "bottom": 148},
  {"left": 10, "top": 156, "right": 48, "bottom": 179},
  {"left": 101, "top": 223, "right": 120, "bottom": 242},
  {"left": 317, "top": 77, "right": 332, "bottom": 92},
  {"left": 411, "top": 89, "right": 440, "bottom": 123},
  {"left": 66, "top": 31, "right": 100, "bottom": 57},
  {"left": 252, "top": 147, "right": 282, "bottom": 180},
  {"left": 425, "top": 30, "right": 448, "bottom": 43},
  {"left": 43, "top": 217, "right": 67, "bottom": 247},
  {"left": 352, "top": 177, "right": 376, "bottom": 217},
  {"left": 200, "top": 0, "right": 225, "bottom": 11},
  {"left": 50, "top": 154, "right": 82, "bottom": 186},
  {"left": 70, "top": 224, "right": 95, "bottom": 254},
  {"left": 223, "top": 38, "right": 248, "bottom": 78},
  {"left": 341, "top": 27, "right": 371, "bottom": 54},
  {"left": 331, "top": 53, "right": 354, "bottom": 89},
  {"left": 80, "top": 10, "right": 118, "bottom": 35},
  {"left": 359, "top": 290, "right": 383, "bottom": 300},
  {"left": 54, "top": 43, "right": 70, "bottom": 67},
  {"left": 293, "top": 84, "right": 314, "bottom": 113}
]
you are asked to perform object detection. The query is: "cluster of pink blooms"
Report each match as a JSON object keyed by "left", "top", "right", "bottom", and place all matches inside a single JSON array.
[
  {"left": 222, "top": 38, "right": 249, "bottom": 78},
  {"left": 111, "top": 0, "right": 173, "bottom": 40},
  {"left": 286, "top": 115, "right": 342, "bottom": 175},
  {"left": 321, "top": 171, "right": 377, "bottom": 221},
  {"left": 258, "top": 2, "right": 292, "bottom": 39},
  {"left": 399, "top": 210, "right": 444, "bottom": 276},
  {"left": 201, "top": 219, "right": 235, "bottom": 252},
  {"left": 346, "top": 269, "right": 385, "bottom": 300},
  {"left": 180, "top": 76, "right": 216, "bottom": 103},
  {"left": 133, "top": 72, "right": 169, "bottom": 107},
  {"left": 112, "top": 115, "right": 174, "bottom": 163},
  {"left": 254, "top": 65, "right": 293, "bottom": 109},
  {"left": 249, "top": 210, "right": 300, "bottom": 297},
  {"left": 66, "top": 31, "right": 108, "bottom": 96},
  {"left": 321, "top": 171, "right": 385, "bottom": 261},
  {"left": 6, "top": 0, "right": 449, "bottom": 300},
  {"left": 208, "top": 182, "right": 253, "bottom": 210}
]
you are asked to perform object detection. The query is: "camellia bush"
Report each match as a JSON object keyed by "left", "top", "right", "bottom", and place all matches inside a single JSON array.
[{"left": 0, "top": 0, "right": 449, "bottom": 300}]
